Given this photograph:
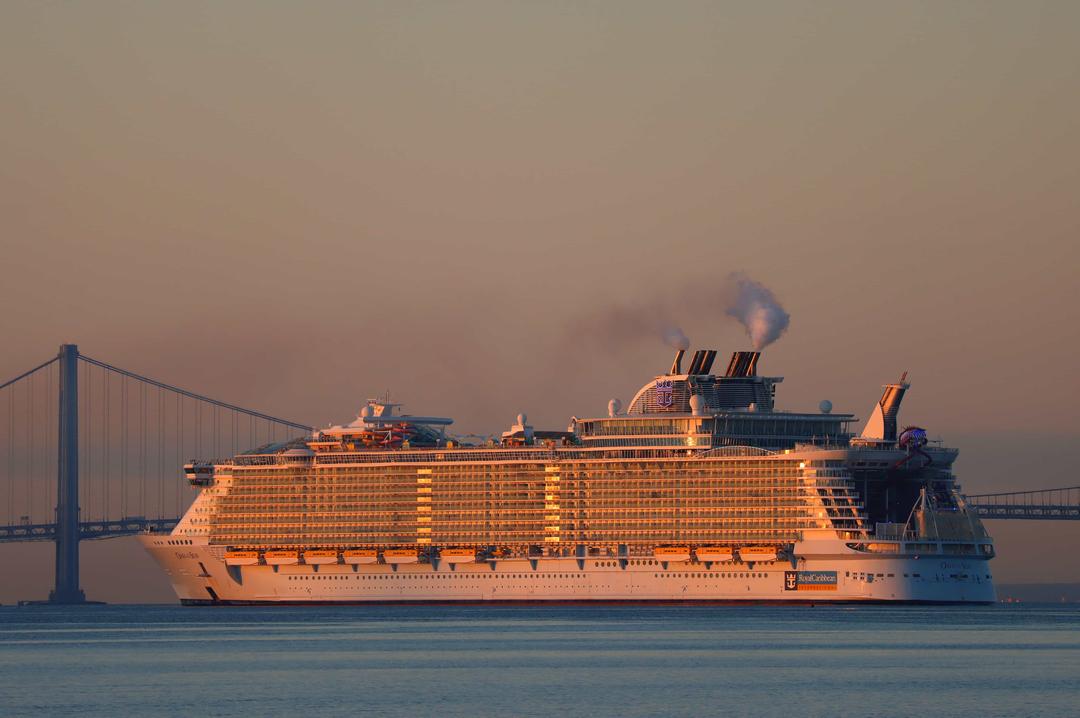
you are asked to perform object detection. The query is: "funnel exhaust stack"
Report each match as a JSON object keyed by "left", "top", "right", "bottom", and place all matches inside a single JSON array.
[
  {"left": 669, "top": 349, "right": 685, "bottom": 375},
  {"left": 687, "top": 350, "right": 707, "bottom": 375},
  {"left": 724, "top": 351, "right": 760, "bottom": 378},
  {"left": 860, "top": 372, "right": 910, "bottom": 442},
  {"left": 700, "top": 350, "right": 717, "bottom": 375}
]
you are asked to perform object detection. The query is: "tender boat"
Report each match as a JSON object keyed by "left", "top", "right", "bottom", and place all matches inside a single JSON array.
[
  {"left": 224, "top": 550, "right": 259, "bottom": 566},
  {"left": 343, "top": 549, "right": 379, "bottom": 565},
  {"left": 303, "top": 550, "right": 339, "bottom": 565},
  {"left": 653, "top": 546, "right": 691, "bottom": 562},
  {"left": 739, "top": 546, "right": 778, "bottom": 562},
  {"left": 695, "top": 546, "right": 734, "bottom": 562},
  {"left": 264, "top": 550, "right": 299, "bottom": 566},
  {"left": 440, "top": 548, "right": 476, "bottom": 564}
]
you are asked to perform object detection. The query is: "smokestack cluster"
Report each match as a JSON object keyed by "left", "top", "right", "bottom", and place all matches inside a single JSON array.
[
  {"left": 686, "top": 349, "right": 717, "bottom": 375},
  {"left": 724, "top": 351, "right": 760, "bottom": 377}
]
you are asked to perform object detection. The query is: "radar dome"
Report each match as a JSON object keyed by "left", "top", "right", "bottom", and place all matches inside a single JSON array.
[
  {"left": 689, "top": 394, "right": 706, "bottom": 416},
  {"left": 359, "top": 405, "right": 374, "bottom": 419},
  {"left": 516, "top": 413, "right": 527, "bottom": 427},
  {"left": 819, "top": 400, "right": 833, "bottom": 414},
  {"left": 607, "top": 398, "right": 622, "bottom": 417}
]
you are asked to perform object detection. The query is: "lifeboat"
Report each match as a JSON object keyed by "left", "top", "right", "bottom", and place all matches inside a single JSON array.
[
  {"left": 224, "top": 550, "right": 259, "bottom": 566},
  {"left": 264, "top": 550, "right": 300, "bottom": 566},
  {"left": 739, "top": 546, "right": 778, "bottom": 562},
  {"left": 695, "top": 546, "right": 734, "bottom": 562},
  {"left": 383, "top": 549, "right": 419, "bottom": 564},
  {"left": 653, "top": 546, "right": 691, "bottom": 562},
  {"left": 303, "top": 550, "right": 339, "bottom": 565},
  {"left": 441, "top": 548, "right": 476, "bottom": 564},
  {"left": 343, "top": 549, "right": 379, "bottom": 565}
]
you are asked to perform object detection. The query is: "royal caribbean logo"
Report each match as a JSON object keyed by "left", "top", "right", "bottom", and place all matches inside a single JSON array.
[
  {"left": 784, "top": 571, "right": 838, "bottom": 591},
  {"left": 655, "top": 379, "right": 675, "bottom": 408}
]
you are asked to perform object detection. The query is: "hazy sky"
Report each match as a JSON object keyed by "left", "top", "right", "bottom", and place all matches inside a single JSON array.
[{"left": 2, "top": 2, "right": 1078, "bottom": 602}]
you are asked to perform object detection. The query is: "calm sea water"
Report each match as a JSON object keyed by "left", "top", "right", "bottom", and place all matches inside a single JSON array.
[{"left": 1, "top": 604, "right": 1077, "bottom": 718}]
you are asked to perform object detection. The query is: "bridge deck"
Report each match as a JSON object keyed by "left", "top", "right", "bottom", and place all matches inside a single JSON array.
[{"left": 0, "top": 518, "right": 178, "bottom": 543}]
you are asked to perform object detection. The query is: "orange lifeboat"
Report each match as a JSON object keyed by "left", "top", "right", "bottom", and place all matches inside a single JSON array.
[
  {"left": 303, "top": 550, "right": 339, "bottom": 565},
  {"left": 695, "top": 546, "right": 734, "bottom": 563},
  {"left": 441, "top": 548, "right": 476, "bottom": 564},
  {"left": 383, "top": 549, "right": 420, "bottom": 564},
  {"left": 224, "top": 550, "right": 259, "bottom": 566},
  {"left": 343, "top": 549, "right": 379, "bottom": 565},
  {"left": 739, "top": 546, "right": 778, "bottom": 562},
  {"left": 264, "top": 550, "right": 299, "bottom": 566},
  {"left": 653, "top": 546, "right": 691, "bottom": 562}
]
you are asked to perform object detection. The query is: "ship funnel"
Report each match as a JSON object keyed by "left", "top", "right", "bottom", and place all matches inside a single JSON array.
[
  {"left": 687, "top": 350, "right": 707, "bottom": 375},
  {"left": 860, "top": 372, "right": 910, "bottom": 442},
  {"left": 700, "top": 350, "right": 717, "bottom": 375},
  {"left": 670, "top": 348, "right": 685, "bottom": 375},
  {"left": 724, "top": 351, "right": 760, "bottom": 378}
]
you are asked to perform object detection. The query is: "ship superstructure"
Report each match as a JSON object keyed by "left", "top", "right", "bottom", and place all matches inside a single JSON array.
[{"left": 141, "top": 350, "right": 994, "bottom": 604}]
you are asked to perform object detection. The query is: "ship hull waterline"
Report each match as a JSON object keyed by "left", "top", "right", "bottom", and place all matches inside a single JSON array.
[{"left": 141, "top": 537, "right": 995, "bottom": 606}]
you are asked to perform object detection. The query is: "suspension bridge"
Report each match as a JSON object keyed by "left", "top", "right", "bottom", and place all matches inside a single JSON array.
[
  {"left": 1, "top": 345, "right": 1078, "bottom": 604},
  {"left": 0, "top": 344, "right": 310, "bottom": 604},
  {"left": 966, "top": 486, "right": 1080, "bottom": 520}
]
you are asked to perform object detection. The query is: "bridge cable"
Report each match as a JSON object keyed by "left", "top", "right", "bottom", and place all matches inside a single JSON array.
[
  {"left": 28, "top": 366, "right": 33, "bottom": 523},
  {"left": 78, "top": 354, "right": 311, "bottom": 432},
  {"left": 84, "top": 359, "right": 91, "bottom": 521},
  {"left": 140, "top": 381, "right": 146, "bottom": 518},
  {"left": 105, "top": 369, "right": 111, "bottom": 522},
  {"left": 121, "top": 376, "right": 128, "bottom": 517},
  {"left": 6, "top": 388, "right": 13, "bottom": 525},
  {"left": 0, "top": 355, "right": 58, "bottom": 392}
]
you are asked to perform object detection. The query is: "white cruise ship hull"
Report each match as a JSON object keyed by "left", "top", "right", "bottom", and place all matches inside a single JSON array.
[{"left": 140, "top": 537, "right": 995, "bottom": 605}]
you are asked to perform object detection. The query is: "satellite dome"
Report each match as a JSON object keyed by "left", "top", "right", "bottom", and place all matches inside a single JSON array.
[
  {"left": 819, "top": 400, "right": 833, "bottom": 414},
  {"left": 359, "top": 404, "right": 374, "bottom": 419},
  {"left": 608, "top": 398, "right": 622, "bottom": 417},
  {"left": 516, "top": 413, "right": 527, "bottom": 427},
  {"left": 689, "top": 394, "right": 706, "bottom": 416}
]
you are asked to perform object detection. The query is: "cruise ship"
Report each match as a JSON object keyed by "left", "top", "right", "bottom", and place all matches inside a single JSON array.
[{"left": 140, "top": 349, "right": 995, "bottom": 604}]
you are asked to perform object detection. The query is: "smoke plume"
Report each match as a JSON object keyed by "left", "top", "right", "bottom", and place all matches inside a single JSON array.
[
  {"left": 568, "top": 273, "right": 790, "bottom": 353},
  {"left": 661, "top": 325, "right": 690, "bottom": 350},
  {"left": 724, "top": 272, "right": 790, "bottom": 350}
]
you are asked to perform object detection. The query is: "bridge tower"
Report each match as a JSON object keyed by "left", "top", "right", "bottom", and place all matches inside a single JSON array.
[{"left": 51, "top": 343, "right": 86, "bottom": 604}]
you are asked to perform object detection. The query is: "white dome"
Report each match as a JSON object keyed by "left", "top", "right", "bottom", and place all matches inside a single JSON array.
[
  {"left": 607, "top": 398, "right": 622, "bottom": 417},
  {"left": 689, "top": 394, "right": 706, "bottom": 416},
  {"left": 819, "top": 400, "right": 833, "bottom": 414},
  {"left": 516, "top": 412, "right": 527, "bottom": 426}
]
